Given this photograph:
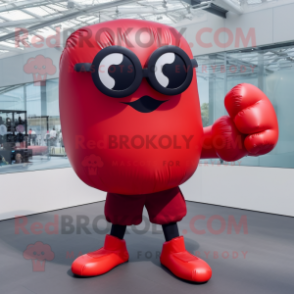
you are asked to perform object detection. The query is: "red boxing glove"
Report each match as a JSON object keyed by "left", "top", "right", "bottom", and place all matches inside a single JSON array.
[{"left": 202, "top": 83, "right": 279, "bottom": 161}]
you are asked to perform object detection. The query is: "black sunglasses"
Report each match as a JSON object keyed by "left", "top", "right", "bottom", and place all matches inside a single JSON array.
[{"left": 74, "top": 45, "right": 198, "bottom": 98}]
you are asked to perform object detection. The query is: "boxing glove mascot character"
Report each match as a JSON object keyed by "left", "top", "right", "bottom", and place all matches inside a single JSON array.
[{"left": 59, "top": 19, "right": 279, "bottom": 282}]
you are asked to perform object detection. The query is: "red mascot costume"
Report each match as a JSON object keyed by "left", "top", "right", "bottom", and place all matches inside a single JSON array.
[{"left": 59, "top": 19, "right": 278, "bottom": 282}]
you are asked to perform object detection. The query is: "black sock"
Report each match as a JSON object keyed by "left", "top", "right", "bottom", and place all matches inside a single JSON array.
[
  {"left": 162, "top": 222, "right": 180, "bottom": 241},
  {"left": 110, "top": 224, "right": 126, "bottom": 240}
]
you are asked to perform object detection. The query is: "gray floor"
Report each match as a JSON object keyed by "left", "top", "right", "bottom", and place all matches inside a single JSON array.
[{"left": 0, "top": 201, "right": 293, "bottom": 294}]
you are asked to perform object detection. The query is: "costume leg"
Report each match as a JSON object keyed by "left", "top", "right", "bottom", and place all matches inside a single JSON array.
[
  {"left": 110, "top": 224, "right": 126, "bottom": 240},
  {"left": 145, "top": 187, "right": 212, "bottom": 283},
  {"left": 145, "top": 186, "right": 187, "bottom": 224},
  {"left": 162, "top": 222, "right": 179, "bottom": 241},
  {"left": 71, "top": 192, "right": 145, "bottom": 277},
  {"left": 105, "top": 192, "right": 145, "bottom": 225}
]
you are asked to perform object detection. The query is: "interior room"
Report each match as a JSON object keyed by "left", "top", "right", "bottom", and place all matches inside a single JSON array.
[{"left": 0, "top": 1, "right": 293, "bottom": 293}]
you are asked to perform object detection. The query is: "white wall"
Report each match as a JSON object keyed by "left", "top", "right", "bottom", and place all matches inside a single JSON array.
[
  {"left": 0, "top": 168, "right": 106, "bottom": 221},
  {"left": 1, "top": 165, "right": 293, "bottom": 221},
  {"left": 176, "top": 1, "right": 294, "bottom": 56},
  {"left": 181, "top": 165, "right": 294, "bottom": 217}
]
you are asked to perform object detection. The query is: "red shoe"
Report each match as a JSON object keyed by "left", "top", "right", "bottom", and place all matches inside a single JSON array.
[
  {"left": 71, "top": 234, "right": 129, "bottom": 276},
  {"left": 160, "top": 236, "right": 212, "bottom": 282}
]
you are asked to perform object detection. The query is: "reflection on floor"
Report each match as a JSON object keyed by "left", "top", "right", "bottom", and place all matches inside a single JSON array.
[
  {"left": 0, "top": 201, "right": 293, "bottom": 294},
  {"left": 0, "top": 156, "right": 70, "bottom": 174}
]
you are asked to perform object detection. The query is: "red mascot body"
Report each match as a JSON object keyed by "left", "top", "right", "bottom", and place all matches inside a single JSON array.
[{"left": 59, "top": 19, "right": 278, "bottom": 282}]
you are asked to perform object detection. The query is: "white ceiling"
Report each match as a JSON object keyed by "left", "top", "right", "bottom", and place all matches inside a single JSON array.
[
  {"left": 0, "top": 0, "right": 213, "bottom": 56},
  {"left": 0, "top": 0, "right": 283, "bottom": 57}
]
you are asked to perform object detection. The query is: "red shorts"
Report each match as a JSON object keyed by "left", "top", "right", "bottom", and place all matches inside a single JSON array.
[{"left": 105, "top": 187, "right": 187, "bottom": 225}]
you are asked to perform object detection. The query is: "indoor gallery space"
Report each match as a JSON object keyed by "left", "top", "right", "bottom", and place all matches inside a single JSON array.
[{"left": 0, "top": 1, "right": 293, "bottom": 294}]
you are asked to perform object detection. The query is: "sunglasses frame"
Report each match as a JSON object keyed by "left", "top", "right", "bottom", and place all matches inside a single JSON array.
[{"left": 74, "top": 45, "right": 198, "bottom": 98}]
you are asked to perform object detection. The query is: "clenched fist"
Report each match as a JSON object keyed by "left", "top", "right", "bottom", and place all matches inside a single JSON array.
[{"left": 201, "top": 83, "right": 279, "bottom": 162}]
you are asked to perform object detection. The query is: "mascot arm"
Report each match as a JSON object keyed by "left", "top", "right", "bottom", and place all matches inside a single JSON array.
[{"left": 200, "top": 83, "right": 279, "bottom": 162}]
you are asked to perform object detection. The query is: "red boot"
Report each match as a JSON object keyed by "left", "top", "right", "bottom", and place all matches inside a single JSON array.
[
  {"left": 71, "top": 234, "right": 129, "bottom": 276},
  {"left": 160, "top": 236, "right": 212, "bottom": 282}
]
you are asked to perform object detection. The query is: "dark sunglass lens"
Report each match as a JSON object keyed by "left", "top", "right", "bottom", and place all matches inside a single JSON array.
[
  {"left": 107, "top": 55, "right": 135, "bottom": 90},
  {"left": 161, "top": 54, "right": 187, "bottom": 89}
]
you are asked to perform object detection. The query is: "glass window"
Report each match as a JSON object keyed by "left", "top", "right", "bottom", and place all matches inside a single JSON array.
[
  {"left": 1, "top": 43, "right": 293, "bottom": 173},
  {"left": 197, "top": 44, "right": 294, "bottom": 168},
  {"left": 0, "top": 79, "right": 70, "bottom": 174}
]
